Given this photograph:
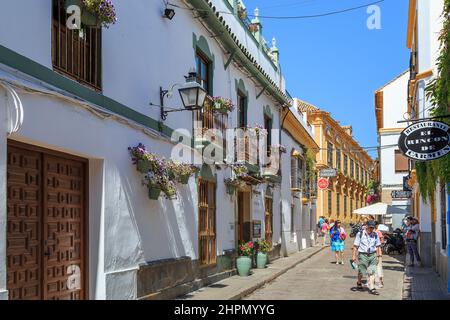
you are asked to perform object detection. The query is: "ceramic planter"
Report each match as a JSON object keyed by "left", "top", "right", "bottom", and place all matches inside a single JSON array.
[
  {"left": 256, "top": 252, "right": 267, "bottom": 269},
  {"left": 236, "top": 256, "right": 252, "bottom": 276},
  {"left": 164, "top": 189, "right": 177, "bottom": 200},
  {"left": 148, "top": 187, "right": 161, "bottom": 200},
  {"left": 65, "top": 0, "right": 101, "bottom": 28}
]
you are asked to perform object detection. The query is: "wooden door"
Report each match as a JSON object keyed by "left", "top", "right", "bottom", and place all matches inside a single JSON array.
[
  {"left": 6, "top": 142, "right": 87, "bottom": 300},
  {"left": 6, "top": 147, "right": 42, "bottom": 300},
  {"left": 264, "top": 197, "right": 273, "bottom": 248},
  {"left": 43, "top": 155, "right": 86, "bottom": 300},
  {"left": 198, "top": 180, "right": 216, "bottom": 265}
]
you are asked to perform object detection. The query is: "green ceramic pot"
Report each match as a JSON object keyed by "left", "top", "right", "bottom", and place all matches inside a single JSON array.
[
  {"left": 256, "top": 252, "right": 267, "bottom": 269},
  {"left": 148, "top": 187, "right": 161, "bottom": 200},
  {"left": 236, "top": 256, "right": 252, "bottom": 276},
  {"left": 136, "top": 159, "right": 151, "bottom": 173}
]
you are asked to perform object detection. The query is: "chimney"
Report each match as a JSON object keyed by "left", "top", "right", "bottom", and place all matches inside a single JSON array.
[
  {"left": 251, "top": 8, "right": 262, "bottom": 41},
  {"left": 342, "top": 125, "right": 353, "bottom": 136}
]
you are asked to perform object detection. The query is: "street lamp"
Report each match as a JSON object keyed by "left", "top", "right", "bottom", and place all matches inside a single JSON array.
[
  {"left": 178, "top": 71, "right": 207, "bottom": 111},
  {"left": 158, "top": 71, "right": 207, "bottom": 121}
]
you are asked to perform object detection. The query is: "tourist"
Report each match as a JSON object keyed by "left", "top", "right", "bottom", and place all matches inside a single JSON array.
[
  {"left": 330, "top": 220, "right": 346, "bottom": 264},
  {"left": 405, "top": 217, "right": 422, "bottom": 267},
  {"left": 352, "top": 220, "right": 382, "bottom": 295}
]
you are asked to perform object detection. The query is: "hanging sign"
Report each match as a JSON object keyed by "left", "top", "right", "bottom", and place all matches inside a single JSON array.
[
  {"left": 320, "top": 168, "right": 337, "bottom": 178},
  {"left": 398, "top": 121, "right": 450, "bottom": 161},
  {"left": 318, "top": 178, "right": 329, "bottom": 190},
  {"left": 391, "top": 190, "right": 412, "bottom": 199}
]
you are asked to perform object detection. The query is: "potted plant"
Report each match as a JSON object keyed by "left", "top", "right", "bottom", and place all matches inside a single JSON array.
[
  {"left": 168, "top": 161, "right": 199, "bottom": 184},
  {"left": 256, "top": 240, "right": 270, "bottom": 269},
  {"left": 65, "top": 0, "right": 117, "bottom": 28},
  {"left": 236, "top": 241, "right": 254, "bottom": 276},
  {"left": 143, "top": 175, "right": 163, "bottom": 200},
  {"left": 237, "top": 5, "right": 247, "bottom": 20},
  {"left": 205, "top": 96, "right": 235, "bottom": 114},
  {"left": 248, "top": 23, "right": 259, "bottom": 33}
]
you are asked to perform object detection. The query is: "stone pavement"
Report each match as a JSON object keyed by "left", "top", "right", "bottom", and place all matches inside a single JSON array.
[
  {"left": 402, "top": 254, "right": 450, "bottom": 300},
  {"left": 245, "top": 245, "right": 406, "bottom": 300},
  {"left": 178, "top": 246, "right": 326, "bottom": 300}
]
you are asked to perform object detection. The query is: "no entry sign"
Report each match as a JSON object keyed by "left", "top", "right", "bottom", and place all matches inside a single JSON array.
[{"left": 318, "top": 178, "right": 329, "bottom": 190}]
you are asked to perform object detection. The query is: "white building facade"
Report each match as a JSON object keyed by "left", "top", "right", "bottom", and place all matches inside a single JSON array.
[
  {"left": 405, "top": 0, "right": 449, "bottom": 290},
  {"left": 0, "top": 0, "right": 318, "bottom": 300},
  {"left": 375, "top": 71, "right": 411, "bottom": 229}
]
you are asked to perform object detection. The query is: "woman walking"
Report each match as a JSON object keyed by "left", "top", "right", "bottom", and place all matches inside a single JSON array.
[{"left": 330, "top": 220, "right": 346, "bottom": 264}]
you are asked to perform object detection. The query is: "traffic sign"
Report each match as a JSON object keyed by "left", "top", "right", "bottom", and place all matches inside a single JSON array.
[{"left": 318, "top": 178, "right": 329, "bottom": 190}]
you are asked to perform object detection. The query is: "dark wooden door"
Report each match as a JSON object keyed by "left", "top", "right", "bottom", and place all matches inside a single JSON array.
[
  {"left": 6, "top": 143, "right": 87, "bottom": 300},
  {"left": 6, "top": 147, "right": 42, "bottom": 300}
]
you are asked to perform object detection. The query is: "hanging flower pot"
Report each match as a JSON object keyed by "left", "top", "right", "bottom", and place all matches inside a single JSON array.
[
  {"left": 136, "top": 159, "right": 151, "bottom": 174},
  {"left": 148, "top": 187, "right": 161, "bottom": 200},
  {"left": 65, "top": 0, "right": 117, "bottom": 28},
  {"left": 164, "top": 189, "right": 177, "bottom": 200},
  {"left": 248, "top": 23, "right": 259, "bottom": 33},
  {"left": 179, "top": 175, "right": 190, "bottom": 185}
]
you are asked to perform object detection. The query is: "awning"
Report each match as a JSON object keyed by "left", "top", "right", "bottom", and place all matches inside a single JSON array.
[{"left": 354, "top": 202, "right": 409, "bottom": 216}]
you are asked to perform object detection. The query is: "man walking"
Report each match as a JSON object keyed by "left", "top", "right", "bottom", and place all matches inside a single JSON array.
[
  {"left": 352, "top": 220, "right": 382, "bottom": 295},
  {"left": 405, "top": 217, "right": 422, "bottom": 267}
]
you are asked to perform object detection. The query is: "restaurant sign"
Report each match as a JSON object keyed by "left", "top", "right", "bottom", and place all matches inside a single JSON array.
[{"left": 398, "top": 121, "right": 450, "bottom": 161}]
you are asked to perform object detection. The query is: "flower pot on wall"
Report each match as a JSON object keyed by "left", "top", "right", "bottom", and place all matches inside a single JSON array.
[
  {"left": 236, "top": 256, "right": 252, "bottom": 276},
  {"left": 136, "top": 160, "right": 151, "bottom": 174},
  {"left": 148, "top": 187, "right": 161, "bottom": 200},
  {"left": 64, "top": 0, "right": 101, "bottom": 28},
  {"left": 179, "top": 175, "right": 190, "bottom": 185},
  {"left": 256, "top": 252, "right": 267, "bottom": 269}
]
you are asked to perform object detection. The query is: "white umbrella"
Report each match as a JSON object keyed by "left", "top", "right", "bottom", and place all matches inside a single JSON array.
[{"left": 353, "top": 202, "right": 409, "bottom": 216}]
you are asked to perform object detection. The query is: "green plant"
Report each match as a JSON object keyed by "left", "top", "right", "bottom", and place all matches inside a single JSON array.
[
  {"left": 82, "top": 0, "right": 117, "bottom": 27},
  {"left": 418, "top": 0, "right": 450, "bottom": 201},
  {"left": 258, "top": 240, "right": 270, "bottom": 253},
  {"left": 237, "top": 241, "right": 254, "bottom": 256}
]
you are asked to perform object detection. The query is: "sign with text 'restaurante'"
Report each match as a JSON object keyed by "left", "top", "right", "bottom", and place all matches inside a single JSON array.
[{"left": 398, "top": 121, "right": 450, "bottom": 161}]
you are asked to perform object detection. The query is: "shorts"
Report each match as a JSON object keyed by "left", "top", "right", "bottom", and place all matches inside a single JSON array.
[{"left": 358, "top": 253, "right": 377, "bottom": 276}]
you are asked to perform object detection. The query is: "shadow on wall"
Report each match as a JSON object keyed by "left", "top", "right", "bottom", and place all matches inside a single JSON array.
[{"left": 120, "top": 169, "right": 198, "bottom": 263}]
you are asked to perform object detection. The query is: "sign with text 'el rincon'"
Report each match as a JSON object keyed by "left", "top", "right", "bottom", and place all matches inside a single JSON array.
[{"left": 398, "top": 121, "right": 450, "bottom": 161}]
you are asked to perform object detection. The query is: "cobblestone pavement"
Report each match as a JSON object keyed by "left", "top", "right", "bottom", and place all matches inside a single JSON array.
[{"left": 244, "top": 245, "right": 406, "bottom": 300}]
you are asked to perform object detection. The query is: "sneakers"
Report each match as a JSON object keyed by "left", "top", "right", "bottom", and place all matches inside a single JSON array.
[
  {"left": 340, "top": 261, "right": 345, "bottom": 265},
  {"left": 335, "top": 261, "right": 339, "bottom": 265}
]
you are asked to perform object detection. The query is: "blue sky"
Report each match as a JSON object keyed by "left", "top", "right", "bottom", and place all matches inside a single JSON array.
[{"left": 243, "top": 0, "right": 410, "bottom": 158}]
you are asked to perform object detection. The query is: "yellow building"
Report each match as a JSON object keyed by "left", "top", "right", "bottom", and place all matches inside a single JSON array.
[{"left": 297, "top": 100, "right": 374, "bottom": 224}]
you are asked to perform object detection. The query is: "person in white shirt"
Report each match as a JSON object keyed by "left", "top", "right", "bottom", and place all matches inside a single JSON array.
[{"left": 352, "top": 220, "right": 382, "bottom": 295}]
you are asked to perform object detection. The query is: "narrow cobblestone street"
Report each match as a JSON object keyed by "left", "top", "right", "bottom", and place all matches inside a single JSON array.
[{"left": 244, "top": 245, "right": 406, "bottom": 300}]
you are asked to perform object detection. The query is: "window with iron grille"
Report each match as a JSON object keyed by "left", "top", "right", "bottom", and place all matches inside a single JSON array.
[
  {"left": 52, "top": 0, "right": 102, "bottom": 90},
  {"left": 291, "top": 205, "right": 295, "bottom": 233},
  {"left": 336, "top": 148, "right": 341, "bottom": 172},
  {"left": 328, "top": 191, "right": 332, "bottom": 216},
  {"left": 350, "top": 197, "right": 353, "bottom": 217},
  {"left": 344, "top": 195, "right": 347, "bottom": 217},
  {"left": 327, "top": 142, "right": 334, "bottom": 167},
  {"left": 336, "top": 193, "right": 340, "bottom": 217},
  {"left": 344, "top": 154, "right": 348, "bottom": 176},
  {"left": 265, "top": 197, "right": 273, "bottom": 249},
  {"left": 356, "top": 163, "right": 360, "bottom": 181},
  {"left": 350, "top": 159, "right": 354, "bottom": 178},
  {"left": 195, "top": 51, "right": 227, "bottom": 153},
  {"left": 198, "top": 180, "right": 217, "bottom": 265},
  {"left": 264, "top": 115, "right": 272, "bottom": 156}
]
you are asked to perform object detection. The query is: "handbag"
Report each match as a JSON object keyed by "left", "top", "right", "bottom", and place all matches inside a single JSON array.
[{"left": 339, "top": 229, "right": 347, "bottom": 241}]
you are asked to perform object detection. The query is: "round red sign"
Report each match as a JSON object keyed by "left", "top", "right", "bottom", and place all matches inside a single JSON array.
[{"left": 318, "top": 178, "right": 329, "bottom": 190}]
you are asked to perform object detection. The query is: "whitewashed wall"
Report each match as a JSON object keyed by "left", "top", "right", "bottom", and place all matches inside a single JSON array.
[{"left": 0, "top": 0, "right": 288, "bottom": 300}]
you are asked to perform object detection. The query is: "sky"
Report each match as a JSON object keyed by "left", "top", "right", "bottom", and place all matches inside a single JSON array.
[{"left": 242, "top": 0, "right": 410, "bottom": 158}]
